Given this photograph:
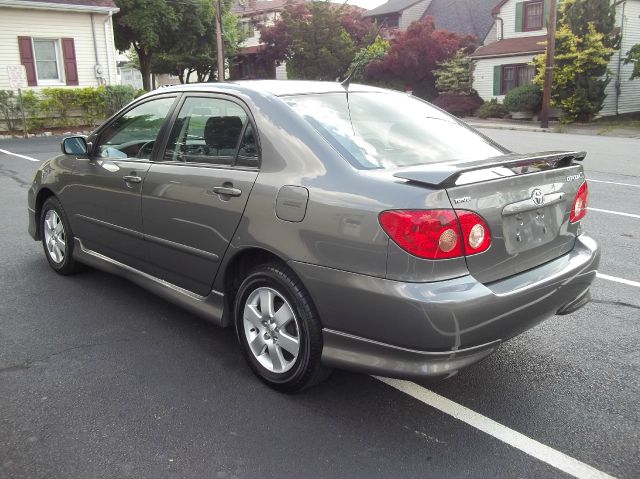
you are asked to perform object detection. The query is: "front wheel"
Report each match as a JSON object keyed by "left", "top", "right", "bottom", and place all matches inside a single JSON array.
[
  {"left": 234, "top": 263, "right": 331, "bottom": 392},
  {"left": 40, "top": 197, "right": 82, "bottom": 275}
]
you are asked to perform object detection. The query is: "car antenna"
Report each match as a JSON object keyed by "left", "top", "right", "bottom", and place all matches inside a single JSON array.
[{"left": 341, "top": 17, "right": 388, "bottom": 90}]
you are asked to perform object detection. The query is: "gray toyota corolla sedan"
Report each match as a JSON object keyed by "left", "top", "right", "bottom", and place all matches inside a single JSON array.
[{"left": 28, "top": 81, "right": 600, "bottom": 391}]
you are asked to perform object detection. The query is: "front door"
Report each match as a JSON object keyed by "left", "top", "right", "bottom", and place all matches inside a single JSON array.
[
  {"left": 66, "top": 95, "right": 177, "bottom": 273},
  {"left": 141, "top": 95, "right": 259, "bottom": 295}
]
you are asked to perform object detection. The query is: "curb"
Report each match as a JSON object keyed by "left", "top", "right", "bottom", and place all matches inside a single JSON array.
[
  {"left": 0, "top": 130, "right": 93, "bottom": 140},
  {"left": 466, "top": 122, "right": 551, "bottom": 133}
]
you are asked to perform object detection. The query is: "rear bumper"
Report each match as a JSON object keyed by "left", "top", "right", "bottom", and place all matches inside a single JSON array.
[{"left": 289, "top": 234, "right": 600, "bottom": 379}]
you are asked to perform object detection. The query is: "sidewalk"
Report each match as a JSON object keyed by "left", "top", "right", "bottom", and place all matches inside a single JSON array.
[{"left": 466, "top": 117, "right": 640, "bottom": 139}]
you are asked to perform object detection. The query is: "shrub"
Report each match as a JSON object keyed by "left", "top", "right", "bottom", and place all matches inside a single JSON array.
[
  {"left": 0, "top": 90, "right": 21, "bottom": 131},
  {"left": 39, "top": 88, "right": 80, "bottom": 127},
  {"left": 476, "top": 98, "right": 509, "bottom": 119},
  {"left": 134, "top": 88, "right": 148, "bottom": 99},
  {"left": 74, "top": 86, "right": 106, "bottom": 126},
  {"left": 503, "top": 84, "right": 542, "bottom": 113},
  {"left": 1, "top": 85, "right": 137, "bottom": 132},
  {"left": 100, "top": 85, "right": 136, "bottom": 116},
  {"left": 434, "top": 50, "right": 475, "bottom": 95},
  {"left": 432, "top": 92, "right": 483, "bottom": 117}
]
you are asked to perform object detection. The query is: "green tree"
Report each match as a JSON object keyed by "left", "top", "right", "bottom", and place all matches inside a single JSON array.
[
  {"left": 287, "top": 1, "right": 356, "bottom": 80},
  {"left": 533, "top": 24, "right": 615, "bottom": 122},
  {"left": 561, "top": 0, "right": 620, "bottom": 48},
  {"left": 259, "top": 1, "right": 365, "bottom": 81},
  {"left": 346, "top": 36, "right": 390, "bottom": 83},
  {"left": 113, "top": 0, "right": 179, "bottom": 90},
  {"left": 532, "top": 0, "right": 618, "bottom": 122},
  {"left": 152, "top": 0, "right": 244, "bottom": 83},
  {"left": 624, "top": 44, "right": 640, "bottom": 80},
  {"left": 434, "top": 50, "right": 475, "bottom": 94}
]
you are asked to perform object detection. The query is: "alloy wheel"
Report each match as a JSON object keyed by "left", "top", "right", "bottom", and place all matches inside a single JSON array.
[
  {"left": 242, "top": 287, "right": 301, "bottom": 373},
  {"left": 43, "top": 209, "right": 66, "bottom": 264}
]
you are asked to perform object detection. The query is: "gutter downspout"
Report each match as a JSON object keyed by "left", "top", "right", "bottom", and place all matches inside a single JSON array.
[
  {"left": 90, "top": 13, "right": 101, "bottom": 83},
  {"left": 103, "top": 10, "right": 114, "bottom": 85},
  {"left": 615, "top": 1, "right": 626, "bottom": 116}
]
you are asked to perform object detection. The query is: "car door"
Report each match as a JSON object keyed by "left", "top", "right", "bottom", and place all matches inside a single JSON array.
[
  {"left": 141, "top": 94, "right": 260, "bottom": 296},
  {"left": 66, "top": 95, "right": 178, "bottom": 273}
]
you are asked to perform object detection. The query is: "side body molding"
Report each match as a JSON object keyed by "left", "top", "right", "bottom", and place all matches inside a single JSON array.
[{"left": 72, "top": 238, "right": 226, "bottom": 326}]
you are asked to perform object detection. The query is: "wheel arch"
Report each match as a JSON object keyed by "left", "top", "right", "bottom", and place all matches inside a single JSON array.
[
  {"left": 33, "top": 187, "right": 56, "bottom": 240},
  {"left": 219, "top": 247, "right": 301, "bottom": 327}
]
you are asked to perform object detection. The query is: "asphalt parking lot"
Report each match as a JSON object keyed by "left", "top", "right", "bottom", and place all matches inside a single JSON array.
[{"left": 1, "top": 130, "right": 638, "bottom": 478}]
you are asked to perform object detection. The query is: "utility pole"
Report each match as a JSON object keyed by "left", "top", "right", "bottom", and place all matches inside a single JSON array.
[
  {"left": 540, "top": 0, "right": 557, "bottom": 128},
  {"left": 215, "top": 0, "right": 225, "bottom": 81}
]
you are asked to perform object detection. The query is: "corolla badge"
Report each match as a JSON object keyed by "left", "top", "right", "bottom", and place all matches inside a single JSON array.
[{"left": 531, "top": 188, "right": 545, "bottom": 206}]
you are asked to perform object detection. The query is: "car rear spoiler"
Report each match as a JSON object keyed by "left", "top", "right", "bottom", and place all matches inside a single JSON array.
[{"left": 393, "top": 151, "right": 586, "bottom": 188}]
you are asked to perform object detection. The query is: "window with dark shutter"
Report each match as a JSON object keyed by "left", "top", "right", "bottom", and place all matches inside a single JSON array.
[
  {"left": 61, "top": 38, "right": 79, "bottom": 86},
  {"left": 523, "top": 1, "right": 544, "bottom": 31},
  {"left": 17, "top": 36, "right": 37, "bottom": 86},
  {"left": 500, "top": 64, "right": 536, "bottom": 94}
]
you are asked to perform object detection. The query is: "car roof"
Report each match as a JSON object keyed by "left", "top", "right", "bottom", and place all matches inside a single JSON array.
[{"left": 154, "top": 80, "right": 386, "bottom": 98}]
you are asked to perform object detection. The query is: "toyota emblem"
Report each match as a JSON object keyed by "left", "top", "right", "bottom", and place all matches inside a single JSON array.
[{"left": 532, "top": 189, "right": 545, "bottom": 206}]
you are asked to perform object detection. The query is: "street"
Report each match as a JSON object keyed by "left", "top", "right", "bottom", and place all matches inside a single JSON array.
[{"left": 0, "top": 130, "right": 638, "bottom": 478}]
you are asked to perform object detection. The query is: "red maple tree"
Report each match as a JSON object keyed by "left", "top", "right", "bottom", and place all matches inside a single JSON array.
[{"left": 365, "top": 17, "right": 476, "bottom": 99}]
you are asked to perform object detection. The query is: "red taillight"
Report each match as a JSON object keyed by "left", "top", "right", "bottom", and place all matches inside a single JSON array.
[
  {"left": 570, "top": 181, "right": 589, "bottom": 223},
  {"left": 378, "top": 209, "right": 491, "bottom": 260},
  {"left": 457, "top": 210, "right": 491, "bottom": 255}
]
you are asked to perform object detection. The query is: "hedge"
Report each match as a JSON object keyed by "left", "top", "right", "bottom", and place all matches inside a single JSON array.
[{"left": 0, "top": 85, "right": 140, "bottom": 132}]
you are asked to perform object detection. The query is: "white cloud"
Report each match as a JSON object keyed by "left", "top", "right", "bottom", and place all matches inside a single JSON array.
[{"left": 345, "top": 0, "right": 386, "bottom": 10}]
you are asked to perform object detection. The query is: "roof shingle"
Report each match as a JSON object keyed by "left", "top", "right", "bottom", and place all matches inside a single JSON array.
[
  {"left": 423, "top": 0, "right": 497, "bottom": 41},
  {"left": 362, "top": 0, "right": 423, "bottom": 18},
  {"left": 469, "top": 35, "right": 547, "bottom": 58}
]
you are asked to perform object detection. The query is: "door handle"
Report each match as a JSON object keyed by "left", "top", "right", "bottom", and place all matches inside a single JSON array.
[
  {"left": 123, "top": 175, "right": 142, "bottom": 184},
  {"left": 211, "top": 186, "right": 242, "bottom": 197}
]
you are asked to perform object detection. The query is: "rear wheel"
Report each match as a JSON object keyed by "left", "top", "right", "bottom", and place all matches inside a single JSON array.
[
  {"left": 234, "top": 263, "right": 331, "bottom": 392},
  {"left": 40, "top": 197, "right": 82, "bottom": 275}
]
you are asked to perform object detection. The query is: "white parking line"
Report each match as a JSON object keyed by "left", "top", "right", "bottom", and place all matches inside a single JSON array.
[
  {"left": 0, "top": 148, "right": 40, "bottom": 162},
  {"left": 588, "top": 179, "right": 640, "bottom": 188},
  {"left": 376, "top": 377, "right": 616, "bottom": 479},
  {"left": 597, "top": 273, "right": 640, "bottom": 288},
  {"left": 588, "top": 208, "right": 640, "bottom": 219}
]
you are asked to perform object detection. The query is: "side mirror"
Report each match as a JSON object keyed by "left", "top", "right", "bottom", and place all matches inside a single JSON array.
[{"left": 61, "top": 136, "right": 89, "bottom": 156}]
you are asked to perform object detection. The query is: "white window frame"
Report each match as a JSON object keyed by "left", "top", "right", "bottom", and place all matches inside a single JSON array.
[{"left": 32, "top": 38, "right": 65, "bottom": 86}]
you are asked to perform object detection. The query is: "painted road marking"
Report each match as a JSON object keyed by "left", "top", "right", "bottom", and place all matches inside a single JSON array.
[
  {"left": 0, "top": 148, "right": 40, "bottom": 162},
  {"left": 588, "top": 179, "right": 640, "bottom": 188},
  {"left": 588, "top": 208, "right": 640, "bottom": 219},
  {"left": 376, "top": 377, "right": 616, "bottom": 479},
  {"left": 597, "top": 273, "right": 640, "bottom": 288}
]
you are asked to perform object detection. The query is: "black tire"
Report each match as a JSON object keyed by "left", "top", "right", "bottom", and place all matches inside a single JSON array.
[
  {"left": 40, "top": 197, "right": 83, "bottom": 275},
  {"left": 234, "top": 263, "right": 331, "bottom": 392}
]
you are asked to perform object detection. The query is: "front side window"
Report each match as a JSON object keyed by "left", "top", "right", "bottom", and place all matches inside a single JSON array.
[
  {"left": 523, "top": 1, "right": 544, "bottom": 31},
  {"left": 33, "top": 39, "right": 61, "bottom": 82},
  {"left": 501, "top": 64, "right": 535, "bottom": 94},
  {"left": 284, "top": 92, "right": 504, "bottom": 170},
  {"left": 97, "top": 97, "right": 176, "bottom": 159},
  {"left": 164, "top": 97, "right": 250, "bottom": 166}
]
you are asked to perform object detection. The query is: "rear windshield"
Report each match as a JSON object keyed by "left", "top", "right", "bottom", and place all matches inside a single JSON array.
[{"left": 283, "top": 91, "right": 505, "bottom": 170}]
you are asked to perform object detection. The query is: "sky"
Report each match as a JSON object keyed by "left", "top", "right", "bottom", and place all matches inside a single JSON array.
[{"left": 346, "top": 0, "right": 387, "bottom": 9}]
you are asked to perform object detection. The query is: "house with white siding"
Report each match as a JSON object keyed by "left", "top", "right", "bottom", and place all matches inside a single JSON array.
[
  {"left": 0, "top": 0, "right": 120, "bottom": 90},
  {"left": 471, "top": 0, "right": 640, "bottom": 117}
]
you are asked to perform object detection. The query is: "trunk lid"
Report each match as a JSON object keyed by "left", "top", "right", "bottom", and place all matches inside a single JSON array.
[{"left": 394, "top": 151, "right": 586, "bottom": 283}]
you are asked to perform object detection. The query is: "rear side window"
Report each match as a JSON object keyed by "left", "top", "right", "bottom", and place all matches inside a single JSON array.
[
  {"left": 283, "top": 92, "right": 504, "bottom": 169},
  {"left": 164, "top": 97, "right": 249, "bottom": 166}
]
